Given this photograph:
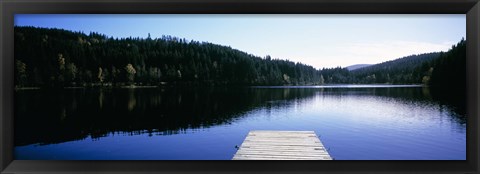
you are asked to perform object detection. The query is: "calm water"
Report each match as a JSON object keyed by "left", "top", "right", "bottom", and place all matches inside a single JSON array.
[{"left": 14, "top": 85, "right": 466, "bottom": 160}]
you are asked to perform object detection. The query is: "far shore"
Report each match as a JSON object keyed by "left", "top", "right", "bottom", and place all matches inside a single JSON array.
[
  {"left": 14, "top": 85, "right": 160, "bottom": 90},
  {"left": 14, "top": 83, "right": 426, "bottom": 90}
]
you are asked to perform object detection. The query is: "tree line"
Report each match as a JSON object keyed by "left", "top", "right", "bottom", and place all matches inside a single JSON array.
[{"left": 14, "top": 26, "right": 465, "bottom": 89}]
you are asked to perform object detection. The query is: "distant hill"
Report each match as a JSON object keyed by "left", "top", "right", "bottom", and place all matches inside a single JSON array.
[
  {"left": 353, "top": 53, "right": 441, "bottom": 73},
  {"left": 346, "top": 64, "right": 372, "bottom": 71},
  {"left": 320, "top": 52, "right": 442, "bottom": 84},
  {"left": 350, "top": 52, "right": 441, "bottom": 84}
]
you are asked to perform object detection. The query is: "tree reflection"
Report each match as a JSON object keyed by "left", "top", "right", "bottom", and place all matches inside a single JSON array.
[
  {"left": 14, "top": 86, "right": 465, "bottom": 146},
  {"left": 127, "top": 88, "right": 136, "bottom": 111},
  {"left": 15, "top": 87, "right": 318, "bottom": 145}
]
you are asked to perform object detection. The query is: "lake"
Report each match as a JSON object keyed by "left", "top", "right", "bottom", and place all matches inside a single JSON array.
[{"left": 14, "top": 85, "right": 466, "bottom": 160}]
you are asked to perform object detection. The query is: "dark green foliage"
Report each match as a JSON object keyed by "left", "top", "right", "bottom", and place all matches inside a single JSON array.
[
  {"left": 427, "top": 39, "right": 466, "bottom": 112},
  {"left": 14, "top": 26, "right": 324, "bottom": 87},
  {"left": 350, "top": 53, "right": 441, "bottom": 84},
  {"left": 429, "top": 38, "right": 466, "bottom": 89},
  {"left": 14, "top": 26, "right": 466, "bottom": 88}
]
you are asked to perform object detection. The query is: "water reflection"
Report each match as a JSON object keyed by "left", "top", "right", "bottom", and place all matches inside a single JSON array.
[
  {"left": 127, "top": 89, "right": 136, "bottom": 111},
  {"left": 14, "top": 86, "right": 465, "bottom": 148},
  {"left": 99, "top": 89, "right": 104, "bottom": 109}
]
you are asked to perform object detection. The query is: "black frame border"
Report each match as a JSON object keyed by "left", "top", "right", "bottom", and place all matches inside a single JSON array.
[{"left": 1, "top": 0, "right": 479, "bottom": 173}]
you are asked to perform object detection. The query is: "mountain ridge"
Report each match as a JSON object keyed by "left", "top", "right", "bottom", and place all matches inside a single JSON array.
[{"left": 345, "top": 64, "right": 372, "bottom": 71}]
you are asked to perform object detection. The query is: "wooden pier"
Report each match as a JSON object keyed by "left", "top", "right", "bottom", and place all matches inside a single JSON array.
[{"left": 233, "top": 130, "right": 332, "bottom": 160}]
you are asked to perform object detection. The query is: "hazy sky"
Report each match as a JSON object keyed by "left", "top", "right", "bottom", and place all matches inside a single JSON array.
[{"left": 15, "top": 14, "right": 465, "bottom": 69}]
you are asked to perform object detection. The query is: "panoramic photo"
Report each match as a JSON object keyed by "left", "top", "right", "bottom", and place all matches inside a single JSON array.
[{"left": 13, "top": 14, "right": 466, "bottom": 160}]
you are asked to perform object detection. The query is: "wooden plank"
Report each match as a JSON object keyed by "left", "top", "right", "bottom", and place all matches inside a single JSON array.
[
  {"left": 249, "top": 130, "right": 314, "bottom": 133},
  {"left": 235, "top": 152, "right": 330, "bottom": 157},
  {"left": 233, "top": 157, "right": 323, "bottom": 160},
  {"left": 239, "top": 147, "right": 326, "bottom": 151},
  {"left": 246, "top": 138, "right": 320, "bottom": 140},
  {"left": 248, "top": 134, "right": 317, "bottom": 137},
  {"left": 234, "top": 152, "right": 330, "bottom": 157},
  {"left": 232, "top": 130, "right": 332, "bottom": 160},
  {"left": 234, "top": 154, "right": 332, "bottom": 159},
  {"left": 233, "top": 155, "right": 333, "bottom": 160},
  {"left": 239, "top": 143, "right": 323, "bottom": 147},
  {"left": 233, "top": 157, "right": 330, "bottom": 160},
  {"left": 239, "top": 146, "right": 326, "bottom": 150},
  {"left": 235, "top": 148, "right": 329, "bottom": 153},
  {"left": 238, "top": 150, "right": 328, "bottom": 154},
  {"left": 241, "top": 141, "right": 322, "bottom": 144}
]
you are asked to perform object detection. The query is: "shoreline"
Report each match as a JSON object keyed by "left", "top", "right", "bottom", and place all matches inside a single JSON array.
[{"left": 14, "top": 83, "right": 426, "bottom": 90}]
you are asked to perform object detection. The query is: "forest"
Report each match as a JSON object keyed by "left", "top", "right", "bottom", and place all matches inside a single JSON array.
[{"left": 14, "top": 26, "right": 466, "bottom": 89}]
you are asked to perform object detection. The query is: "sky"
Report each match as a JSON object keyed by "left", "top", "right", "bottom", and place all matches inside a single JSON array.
[{"left": 15, "top": 14, "right": 466, "bottom": 69}]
